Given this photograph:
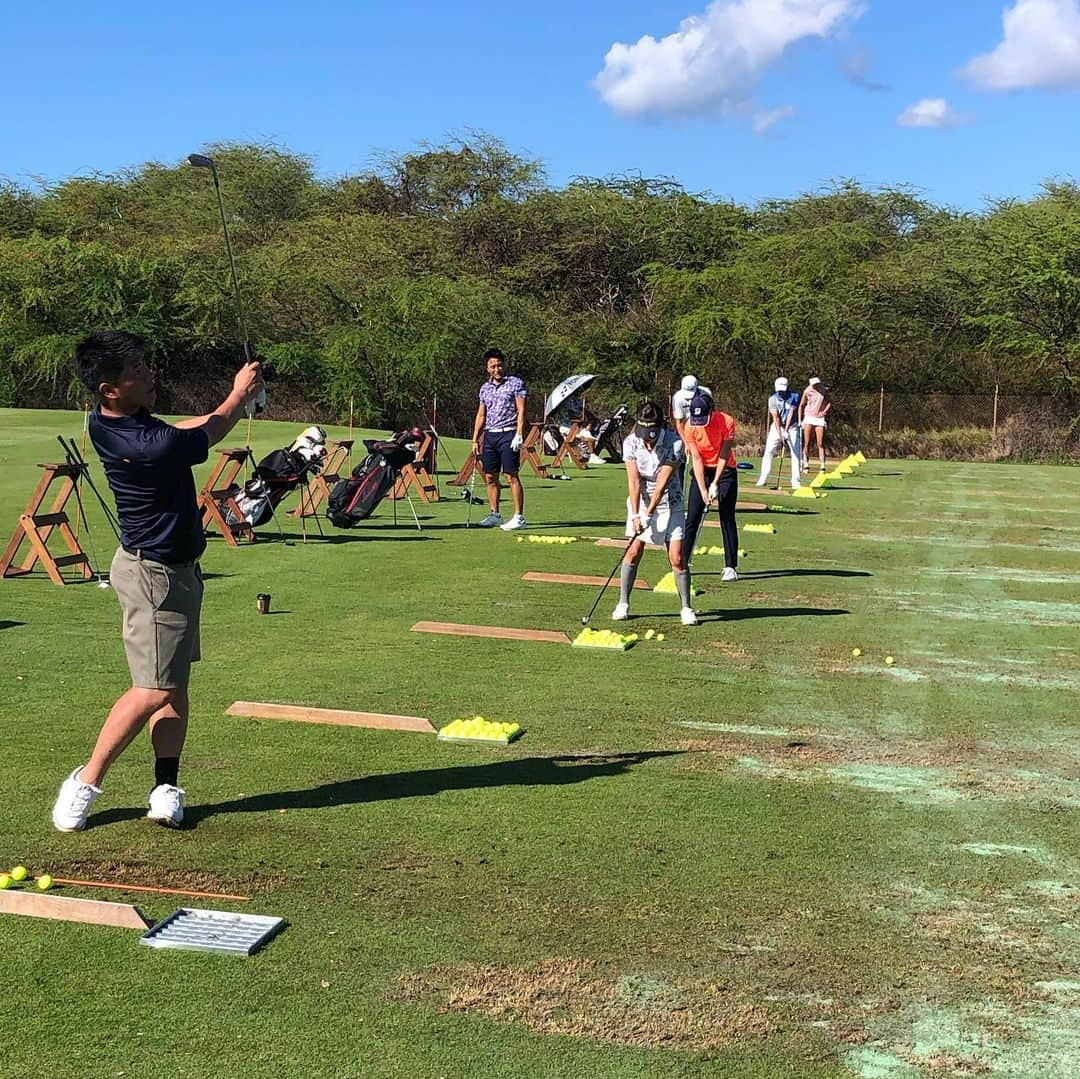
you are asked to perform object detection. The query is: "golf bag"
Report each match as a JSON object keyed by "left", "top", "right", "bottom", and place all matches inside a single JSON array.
[
  {"left": 223, "top": 426, "right": 327, "bottom": 527},
  {"left": 327, "top": 428, "right": 420, "bottom": 528},
  {"left": 593, "top": 405, "right": 629, "bottom": 461}
]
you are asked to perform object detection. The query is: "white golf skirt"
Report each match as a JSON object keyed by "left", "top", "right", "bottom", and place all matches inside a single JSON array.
[
  {"left": 626, "top": 498, "right": 685, "bottom": 546},
  {"left": 803, "top": 416, "right": 827, "bottom": 429}
]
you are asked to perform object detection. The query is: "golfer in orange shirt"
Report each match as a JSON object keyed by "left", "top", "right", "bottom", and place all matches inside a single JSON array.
[{"left": 683, "top": 388, "right": 739, "bottom": 582}]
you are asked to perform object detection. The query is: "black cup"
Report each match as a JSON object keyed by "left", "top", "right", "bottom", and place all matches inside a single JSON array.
[{"left": 256, "top": 593, "right": 271, "bottom": 614}]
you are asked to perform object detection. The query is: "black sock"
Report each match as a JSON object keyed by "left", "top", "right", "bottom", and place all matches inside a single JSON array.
[{"left": 154, "top": 757, "right": 180, "bottom": 788}]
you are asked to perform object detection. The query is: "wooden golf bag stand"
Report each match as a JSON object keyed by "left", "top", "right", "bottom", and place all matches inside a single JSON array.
[
  {"left": 197, "top": 448, "right": 256, "bottom": 546},
  {"left": 390, "top": 430, "right": 440, "bottom": 503},
  {"left": 1, "top": 462, "right": 94, "bottom": 585},
  {"left": 290, "top": 438, "right": 354, "bottom": 519},
  {"left": 447, "top": 424, "right": 549, "bottom": 485}
]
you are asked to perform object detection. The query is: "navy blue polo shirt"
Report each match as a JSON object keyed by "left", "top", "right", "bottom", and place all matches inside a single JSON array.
[{"left": 89, "top": 407, "right": 210, "bottom": 563}]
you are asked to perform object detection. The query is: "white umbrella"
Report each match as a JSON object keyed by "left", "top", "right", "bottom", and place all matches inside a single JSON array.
[{"left": 544, "top": 374, "right": 596, "bottom": 420}]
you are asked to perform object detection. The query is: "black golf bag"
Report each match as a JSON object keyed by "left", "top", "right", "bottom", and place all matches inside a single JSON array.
[
  {"left": 593, "top": 405, "right": 629, "bottom": 461},
  {"left": 223, "top": 427, "right": 327, "bottom": 528},
  {"left": 327, "top": 428, "right": 419, "bottom": 528}
]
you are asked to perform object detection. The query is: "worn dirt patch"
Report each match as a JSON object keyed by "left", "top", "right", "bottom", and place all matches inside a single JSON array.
[
  {"left": 393, "top": 957, "right": 777, "bottom": 1051},
  {"left": 669, "top": 729, "right": 1079, "bottom": 807},
  {"left": 708, "top": 639, "right": 753, "bottom": 666},
  {"left": 50, "top": 858, "right": 286, "bottom": 895}
]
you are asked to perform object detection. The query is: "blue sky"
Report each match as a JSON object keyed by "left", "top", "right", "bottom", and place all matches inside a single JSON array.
[{"left": 3, "top": 1, "right": 1079, "bottom": 209}]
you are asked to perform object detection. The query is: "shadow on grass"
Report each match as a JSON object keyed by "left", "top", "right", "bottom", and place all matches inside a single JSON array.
[
  {"left": 732, "top": 569, "right": 872, "bottom": 580},
  {"left": 85, "top": 752, "right": 682, "bottom": 829},
  {"left": 0, "top": 620, "right": 26, "bottom": 630},
  {"left": 700, "top": 606, "right": 849, "bottom": 622}
]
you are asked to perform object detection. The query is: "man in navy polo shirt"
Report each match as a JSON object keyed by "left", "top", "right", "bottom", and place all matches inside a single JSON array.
[
  {"left": 51, "top": 330, "right": 261, "bottom": 832},
  {"left": 470, "top": 348, "right": 528, "bottom": 531}
]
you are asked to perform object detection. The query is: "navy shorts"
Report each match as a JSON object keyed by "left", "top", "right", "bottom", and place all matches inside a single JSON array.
[{"left": 481, "top": 429, "right": 520, "bottom": 475}]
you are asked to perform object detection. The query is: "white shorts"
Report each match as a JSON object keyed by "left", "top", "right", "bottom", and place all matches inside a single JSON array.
[
  {"left": 803, "top": 416, "right": 827, "bottom": 429},
  {"left": 626, "top": 499, "right": 685, "bottom": 546}
]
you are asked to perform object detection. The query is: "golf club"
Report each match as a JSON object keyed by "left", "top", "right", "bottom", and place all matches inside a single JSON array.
[
  {"left": 465, "top": 453, "right": 480, "bottom": 527},
  {"left": 774, "top": 440, "right": 786, "bottom": 491},
  {"left": 580, "top": 527, "right": 644, "bottom": 627},
  {"left": 58, "top": 436, "right": 121, "bottom": 542},
  {"left": 188, "top": 152, "right": 266, "bottom": 419},
  {"left": 57, "top": 436, "right": 117, "bottom": 586}
]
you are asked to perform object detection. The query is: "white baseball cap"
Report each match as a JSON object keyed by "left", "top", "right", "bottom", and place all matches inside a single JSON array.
[
  {"left": 774, "top": 377, "right": 789, "bottom": 392},
  {"left": 680, "top": 375, "right": 698, "bottom": 392},
  {"left": 808, "top": 376, "right": 822, "bottom": 387}
]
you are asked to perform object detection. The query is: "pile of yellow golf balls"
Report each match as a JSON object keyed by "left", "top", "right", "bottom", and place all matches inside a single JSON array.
[
  {"left": 572, "top": 627, "right": 639, "bottom": 650},
  {"left": 518, "top": 534, "right": 577, "bottom": 544},
  {"left": 692, "top": 545, "right": 725, "bottom": 556},
  {"left": 439, "top": 716, "right": 522, "bottom": 741}
]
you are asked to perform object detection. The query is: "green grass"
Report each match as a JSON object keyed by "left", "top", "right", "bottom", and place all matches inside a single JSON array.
[{"left": 1, "top": 408, "right": 1078, "bottom": 1077}]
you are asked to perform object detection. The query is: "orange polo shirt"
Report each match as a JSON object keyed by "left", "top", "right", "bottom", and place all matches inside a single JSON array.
[{"left": 686, "top": 411, "right": 736, "bottom": 469}]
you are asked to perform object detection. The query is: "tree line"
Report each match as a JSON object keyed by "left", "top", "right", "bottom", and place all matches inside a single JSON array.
[{"left": 1, "top": 137, "right": 1077, "bottom": 438}]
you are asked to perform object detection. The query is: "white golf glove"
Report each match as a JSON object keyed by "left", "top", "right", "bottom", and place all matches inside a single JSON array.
[
  {"left": 707, "top": 480, "right": 718, "bottom": 502},
  {"left": 510, "top": 433, "right": 524, "bottom": 452}
]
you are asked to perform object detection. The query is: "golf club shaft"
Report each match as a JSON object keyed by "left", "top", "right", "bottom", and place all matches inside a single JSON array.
[
  {"left": 582, "top": 530, "right": 642, "bottom": 626},
  {"left": 774, "top": 439, "right": 785, "bottom": 491},
  {"left": 58, "top": 436, "right": 121, "bottom": 541},
  {"left": 208, "top": 164, "right": 252, "bottom": 364}
]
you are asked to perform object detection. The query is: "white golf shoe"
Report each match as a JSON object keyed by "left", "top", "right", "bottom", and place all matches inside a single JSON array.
[
  {"left": 500, "top": 514, "right": 527, "bottom": 531},
  {"left": 721, "top": 567, "right": 738, "bottom": 582},
  {"left": 478, "top": 511, "right": 503, "bottom": 528},
  {"left": 680, "top": 607, "right": 699, "bottom": 626},
  {"left": 147, "top": 784, "right": 185, "bottom": 828},
  {"left": 52, "top": 767, "right": 102, "bottom": 832},
  {"left": 611, "top": 602, "right": 630, "bottom": 621}
]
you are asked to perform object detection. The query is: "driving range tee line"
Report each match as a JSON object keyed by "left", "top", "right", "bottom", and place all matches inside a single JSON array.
[
  {"left": 410, "top": 621, "right": 571, "bottom": 644},
  {"left": 522, "top": 572, "right": 651, "bottom": 590},
  {"left": 226, "top": 701, "right": 437, "bottom": 733}
]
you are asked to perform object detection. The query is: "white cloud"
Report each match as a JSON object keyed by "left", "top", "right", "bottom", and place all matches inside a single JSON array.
[
  {"left": 593, "top": 0, "right": 864, "bottom": 120},
  {"left": 896, "top": 98, "right": 969, "bottom": 129},
  {"left": 963, "top": 0, "right": 1080, "bottom": 91},
  {"left": 753, "top": 104, "right": 795, "bottom": 133}
]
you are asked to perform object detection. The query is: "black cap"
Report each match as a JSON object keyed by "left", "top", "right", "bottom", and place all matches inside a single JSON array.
[
  {"left": 688, "top": 388, "right": 714, "bottom": 426},
  {"left": 634, "top": 422, "right": 661, "bottom": 442}
]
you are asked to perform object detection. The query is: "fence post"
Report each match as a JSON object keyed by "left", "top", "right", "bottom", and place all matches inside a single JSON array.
[
  {"left": 992, "top": 383, "right": 999, "bottom": 437},
  {"left": 878, "top": 386, "right": 884, "bottom": 433}
]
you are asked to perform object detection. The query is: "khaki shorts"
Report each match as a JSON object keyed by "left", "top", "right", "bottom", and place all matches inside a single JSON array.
[{"left": 110, "top": 548, "right": 203, "bottom": 690}]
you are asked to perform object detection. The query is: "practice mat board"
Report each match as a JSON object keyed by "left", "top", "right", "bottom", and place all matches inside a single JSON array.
[
  {"left": 411, "top": 621, "right": 570, "bottom": 644},
  {"left": 522, "top": 572, "right": 651, "bottom": 590},
  {"left": 140, "top": 907, "right": 285, "bottom": 956}
]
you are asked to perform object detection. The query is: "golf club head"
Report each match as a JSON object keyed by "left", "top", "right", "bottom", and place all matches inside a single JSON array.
[{"left": 187, "top": 153, "right": 215, "bottom": 169}]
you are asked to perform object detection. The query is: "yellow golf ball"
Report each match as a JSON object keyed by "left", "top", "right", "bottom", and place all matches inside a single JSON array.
[
  {"left": 852, "top": 647, "right": 862, "bottom": 657},
  {"left": 0, "top": 874, "right": 11, "bottom": 890},
  {"left": 10, "top": 866, "right": 28, "bottom": 882},
  {"left": 656, "top": 633, "right": 665, "bottom": 642},
  {"left": 885, "top": 656, "right": 895, "bottom": 666},
  {"left": 37, "top": 875, "right": 54, "bottom": 891}
]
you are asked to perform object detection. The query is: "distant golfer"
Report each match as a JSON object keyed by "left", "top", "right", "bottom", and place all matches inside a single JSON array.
[
  {"left": 613, "top": 401, "right": 698, "bottom": 626},
  {"left": 51, "top": 331, "right": 262, "bottom": 831},
  {"left": 471, "top": 348, "right": 527, "bottom": 531},
  {"left": 684, "top": 388, "right": 740, "bottom": 581},
  {"left": 799, "top": 376, "right": 831, "bottom": 473},
  {"left": 756, "top": 377, "right": 802, "bottom": 488},
  {"left": 671, "top": 374, "right": 710, "bottom": 441}
]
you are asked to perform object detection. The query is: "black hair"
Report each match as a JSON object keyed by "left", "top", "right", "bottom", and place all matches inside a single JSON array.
[
  {"left": 636, "top": 400, "right": 662, "bottom": 425},
  {"left": 75, "top": 330, "right": 147, "bottom": 398},
  {"left": 482, "top": 348, "right": 505, "bottom": 363}
]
